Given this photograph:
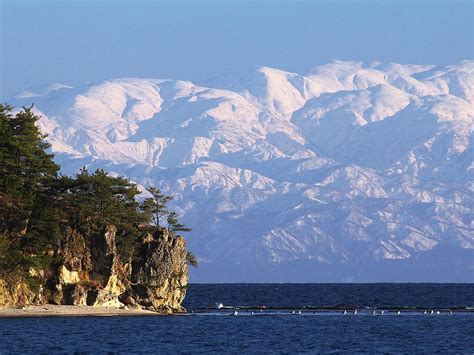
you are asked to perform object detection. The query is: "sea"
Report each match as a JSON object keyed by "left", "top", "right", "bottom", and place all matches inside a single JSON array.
[{"left": 1, "top": 284, "right": 473, "bottom": 353}]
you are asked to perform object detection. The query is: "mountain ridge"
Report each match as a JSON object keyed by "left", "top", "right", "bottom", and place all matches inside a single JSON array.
[{"left": 9, "top": 60, "right": 474, "bottom": 281}]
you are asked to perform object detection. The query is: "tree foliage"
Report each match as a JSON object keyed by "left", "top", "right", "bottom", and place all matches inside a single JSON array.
[
  {"left": 0, "top": 104, "right": 60, "bottom": 275},
  {"left": 140, "top": 187, "right": 173, "bottom": 227},
  {"left": 140, "top": 187, "right": 191, "bottom": 233},
  {"left": 186, "top": 251, "right": 198, "bottom": 268},
  {"left": 59, "top": 168, "right": 144, "bottom": 235},
  {"left": 167, "top": 211, "right": 192, "bottom": 232}
]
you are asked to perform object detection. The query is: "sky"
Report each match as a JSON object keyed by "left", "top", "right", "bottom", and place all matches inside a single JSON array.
[{"left": 1, "top": 0, "right": 472, "bottom": 99}]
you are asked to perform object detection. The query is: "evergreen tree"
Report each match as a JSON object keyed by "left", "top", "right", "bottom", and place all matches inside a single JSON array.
[
  {"left": 186, "top": 251, "right": 198, "bottom": 268},
  {"left": 167, "top": 211, "right": 192, "bottom": 233},
  {"left": 61, "top": 168, "right": 143, "bottom": 233},
  {"left": 0, "top": 104, "right": 60, "bottom": 277},
  {"left": 140, "top": 187, "right": 173, "bottom": 227}
]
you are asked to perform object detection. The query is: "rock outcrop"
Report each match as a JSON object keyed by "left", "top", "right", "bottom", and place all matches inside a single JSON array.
[
  {"left": 0, "top": 226, "right": 188, "bottom": 313},
  {"left": 123, "top": 231, "right": 188, "bottom": 312}
]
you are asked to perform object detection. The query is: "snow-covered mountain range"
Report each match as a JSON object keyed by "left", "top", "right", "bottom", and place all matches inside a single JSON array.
[{"left": 10, "top": 60, "right": 474, "bottom": 281}]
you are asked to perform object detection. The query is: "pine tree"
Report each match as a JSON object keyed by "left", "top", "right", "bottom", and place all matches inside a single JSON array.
[
  {"left": 167, "top": 211, "right": 192, "bottom": 233},
  {"left": 0, "top": 104, "right": 60, "bottom": 277},
  {"left": 140, "top": 187, "right": 173, "bottom": 227},
  {"left": 60, "top": 168, "right": 145, "bottom": 236},
  {"left": 186, "top": 251, "right": 198, "bottom": 268}
]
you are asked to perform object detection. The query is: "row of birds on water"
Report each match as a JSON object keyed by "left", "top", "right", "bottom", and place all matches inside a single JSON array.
[{"left": 228, "top": 309, "right": 453, "bottom": 316}]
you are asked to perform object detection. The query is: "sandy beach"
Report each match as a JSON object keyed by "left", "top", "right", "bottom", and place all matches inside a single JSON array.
[{"left": 0, "top": 305, "right": 165, "bottom": 317}]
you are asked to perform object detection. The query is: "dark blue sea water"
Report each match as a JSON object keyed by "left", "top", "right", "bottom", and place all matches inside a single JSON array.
[{"left": 1, "top": 284, "right": 473, "bottom": 353}]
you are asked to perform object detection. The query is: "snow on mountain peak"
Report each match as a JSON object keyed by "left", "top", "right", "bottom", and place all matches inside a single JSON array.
[{"left": 9, "top": 60, "right": 474, "bottom": 281}]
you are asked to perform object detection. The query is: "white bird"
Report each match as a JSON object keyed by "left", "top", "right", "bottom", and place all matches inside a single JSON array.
[
  {"left": 397, "top": 311, "right": 401, "bottom": 315},
  {"left": 381, "top": 310, "right": 384, "bottom": 315},
  {"left": 430, "top": 310, "right": 434, "bottom": 315},
  {"left": 372, "top": 310, "right": 376, "bottom": 315},
  {"left": 343, "top": 310, "right": 347, "bottom": 315},
  {"left": 450, "top": 310, "right": 453, "bottom": 315},
  {"left": 251, "top": 311, "right": 255, "bottom": 315},
  {"left": 436, "top": 311, "right": 440, "bottom": 315},
  {"left": 217, "top": 303, "right": 224, "bottom": 309},
  {"left": 298, "top": 310, "right": 302, "bottom": 315},
  {"left": 231, "top": 311, "right": 238, "bottom": 316},
  {"left": 424, "top": 310, "right": 427, "bottom": 315},
  {"left": 353, "top": 310, "right": 358, "bottom": 315}
]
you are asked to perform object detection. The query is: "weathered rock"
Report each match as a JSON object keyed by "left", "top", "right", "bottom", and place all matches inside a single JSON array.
[
  {"left": 127, "top": 229, "right": 188, "bottom": 313},
  {"left": 0, "top": 278, "right": 37, "bottom": 307},
  {"left": 50, "top": 227, "right": 91, "bottom": 305},
  {"left": 86, "top": 226, "right": 127, "bottom": 307},
  {"left": 0, "top": 225, "right": 189, "bottom": 313},
  {"left": 0, "top": 279, "right": 12, "bottom": 306}
]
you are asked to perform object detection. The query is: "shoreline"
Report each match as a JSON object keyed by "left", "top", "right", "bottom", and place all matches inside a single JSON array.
[{"left": 0, "top": 305, "right": 174, "bottom": 318}]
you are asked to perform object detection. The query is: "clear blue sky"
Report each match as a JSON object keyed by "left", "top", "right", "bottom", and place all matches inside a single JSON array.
[{"left": 1, "top": 0, "right": 472, "bottom": 99}]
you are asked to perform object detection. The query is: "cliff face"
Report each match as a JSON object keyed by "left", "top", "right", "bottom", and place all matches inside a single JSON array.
[{"left": 0, "top": 227, "right": 188, "bottom": 313}]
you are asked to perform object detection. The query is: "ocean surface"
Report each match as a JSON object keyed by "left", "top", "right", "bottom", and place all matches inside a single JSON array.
[{"left": 1, "top": 284, "right": 473, "bottom": 353}]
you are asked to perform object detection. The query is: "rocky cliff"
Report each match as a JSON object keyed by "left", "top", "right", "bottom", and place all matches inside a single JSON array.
[{"left": 0, "top": 226, "right": 188, "bottom": 313}]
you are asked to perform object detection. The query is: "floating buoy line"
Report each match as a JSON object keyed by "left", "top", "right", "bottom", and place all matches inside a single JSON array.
[{"left": 186, "top": 304, "right": 474, "bottom": 316}]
